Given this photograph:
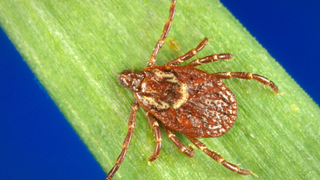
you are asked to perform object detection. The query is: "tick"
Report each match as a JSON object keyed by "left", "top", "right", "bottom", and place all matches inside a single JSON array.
[{"left": 106, "top": 0, "right": 278, "bottom": 179}]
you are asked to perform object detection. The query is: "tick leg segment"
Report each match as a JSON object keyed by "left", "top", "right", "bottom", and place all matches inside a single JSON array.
[
  {"left": 145, "top": 112, "right": 162, "bottom": 162},
  {"left": 106, "top": 101, "right": 140, "bottom": 180},
  {"left": 164, "top": 127, "right": 195, "bottom": 158},
  {"left": 186, "top": 136, "right": 251, "bottom": 175},
  {"left": 213, "top": 72, "right": 278, "bottom": 93},
  {"left": 148, "top": 0, "right": 177, "bottom": 67},
  {"left": 165, "top": 37, "right": 208, "bottom": 66},
  {"left": 186, "top": 53, "right": 233, "bottom": 67}
]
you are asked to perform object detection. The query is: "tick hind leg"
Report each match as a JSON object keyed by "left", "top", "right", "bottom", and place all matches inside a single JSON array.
[
  {"left": 148, "top": 0, "right": 177, "bottom": 67},
  {"left": 186, "top": 53, "right": 233, "bottom": 67},
  {"left": 164, "top": 127, "right": 195, "bottom": 158},
  {"left": 213, "top": 72, "right": 278, "bottom": 93},
  {"left": 165, "top": 37, "right": 209, "bottom": 66},
  {"left": 145, "top": 112, "right": 162, "bottom": 162},
  {"left": 106, "top": 101, "right": 140, "bottom": 180},
  {"left": 186, "top": 136, "right": 251, "bottom": 175}
]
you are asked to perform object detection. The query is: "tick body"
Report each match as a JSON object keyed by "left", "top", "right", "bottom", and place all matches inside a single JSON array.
[
  {"left": 106, "top": 0, "right": 278, "bottom": 179},
  {"left": 133, "top": 65, "right": 237, "bottom": 138}
]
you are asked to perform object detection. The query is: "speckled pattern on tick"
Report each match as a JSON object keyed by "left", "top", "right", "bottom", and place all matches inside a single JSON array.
[{"left": 106, "top": 0, "right": 278, "bottom": 179}]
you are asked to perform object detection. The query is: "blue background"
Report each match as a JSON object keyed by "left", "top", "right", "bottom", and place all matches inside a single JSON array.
[{"left": 1, "top": 1, "right": 319, "bottom": 179}]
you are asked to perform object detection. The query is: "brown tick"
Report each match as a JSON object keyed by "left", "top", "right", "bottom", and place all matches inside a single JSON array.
[{"left": 106, "top": 0, "right": 278, "bottom": 179}]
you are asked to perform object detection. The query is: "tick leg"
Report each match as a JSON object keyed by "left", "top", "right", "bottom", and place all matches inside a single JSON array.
[
  {"left": 148, "top": 0, "right": 177, "bottom": 67},
  {"left": 106, "top": 101, "right": 140, "bottom": 180},
  {"left": 165, "top": 37, "right": 208, "bottom": 66},
  {"left": 164, "top": 127, "right": 195, "bottom": 158},
  {"left": 186, "top": 53, "right": 233, "bottom": 67},
  {"left": 213, "top": 72, "right": 278, "bottom": 93},
  {"left": 145, "top": 112, "right": 162, "bottom": 162},
  {"left": 186, "top": 136, "right": 251, "bottom": 175}
]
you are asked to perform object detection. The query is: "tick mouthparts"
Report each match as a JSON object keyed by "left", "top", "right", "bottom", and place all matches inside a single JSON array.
[
  {"left": 118, "top": 70, "right": 145, "bottom": 91},
  {"left": 118, "top": 70, "right": 134, "bottom": 88}
]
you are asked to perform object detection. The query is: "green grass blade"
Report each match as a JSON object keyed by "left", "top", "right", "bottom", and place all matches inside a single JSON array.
[{"left": 1, "top": 0, "right": 319, "bottom": 179}]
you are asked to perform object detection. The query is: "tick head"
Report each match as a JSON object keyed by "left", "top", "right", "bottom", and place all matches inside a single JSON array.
[{"left": 118, "top": 70, "right": 144, "bottom": 92}]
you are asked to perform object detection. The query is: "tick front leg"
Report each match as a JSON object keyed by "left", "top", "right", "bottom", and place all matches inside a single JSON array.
[
  {"left": 145, "top": 112, "right": 162, "bottom": 162},
  {"left": 164, "top": 127, "right": 195, "bottom": 158},
  {"left": 213, "top": 72, "right": 278, "bottom": 93},
  {"left": 165, "top": 37, "right": 208, "bottom": 66},
  {"left": 106, "top": 101, "right": 140, "bottom": 180},
  {"left": 187, "top": 136, "right": 251, "bottom": 175},
  {"left": 148, "top": 0, "right": 177, "bottom": 67},
  {"left": 186, "top": 53, "right": 233, "bottom": 67}
]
